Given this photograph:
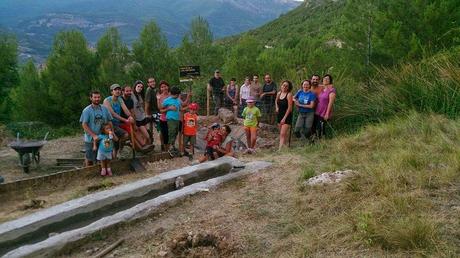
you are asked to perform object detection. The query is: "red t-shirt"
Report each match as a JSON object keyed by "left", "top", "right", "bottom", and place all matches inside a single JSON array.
[
  {"left": 206, "top": 130, "right": 222, "bottom": 147},
  {"left": 183, "top": 112, "right": 198, "bottom": 136}
]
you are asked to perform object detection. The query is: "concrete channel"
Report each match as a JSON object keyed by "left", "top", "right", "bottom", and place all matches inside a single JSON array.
[{"left": 0, "top": 157, "right": 271, "bottom": 257}]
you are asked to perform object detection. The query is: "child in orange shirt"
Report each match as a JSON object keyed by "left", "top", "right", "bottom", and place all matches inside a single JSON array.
[{"left": 182, "top": 103, "right": 199, "bottom": 159}]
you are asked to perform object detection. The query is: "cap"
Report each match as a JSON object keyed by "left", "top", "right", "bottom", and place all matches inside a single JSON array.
[
  {"left": 110, "top": 83, "right": 121, "bottom": 91},
  {"left": 246, "top": 96, "right": 256, "bottom": 103},
  {"left": 188, "top": 102, "right": 199, "bottom": 110},
  {"left": 214, "top": 69, "right": 220, "bottom": 73},
  {"left": 211, "top": 123, "right": 220, "bottom": 129}
]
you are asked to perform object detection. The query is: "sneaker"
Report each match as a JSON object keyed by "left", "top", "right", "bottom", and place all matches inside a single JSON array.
[
  {"left": 168, "top": 148, "right": 175, "bottom": 157},
  {"left": 107, "top": 168, "right": 113, "bottom": 176},
  {"left": 101, "top": 168, "right": 107, "bottom": 176}
]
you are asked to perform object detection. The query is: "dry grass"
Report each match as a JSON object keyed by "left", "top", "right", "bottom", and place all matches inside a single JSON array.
[{"left": 64, "top": 113, "right": 460, "bottom": 257}]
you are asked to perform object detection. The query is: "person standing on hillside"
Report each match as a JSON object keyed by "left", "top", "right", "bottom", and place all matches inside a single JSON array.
[
  {"left": 145, "top": 77, "right": 159, "bottom": 143},
  {"left": 131, "top": 80, "right": 151, "bottom": 145},
  {"left": 239, "top": 76, "right": 251, "bottom": 117},
  {"left": 293, "top": 80, "right": 316, "bottom": 140},
  {"left": 250, "top": 74, "right": 262, "bottom": 106},
  {"left": 80, "top": 90, "right": 113, "bottom": 167},
  {"left": 157, "top": 80, "right": 171, "bottom": 151},
  {"left": 275, "top": 80, "right": 294, "bottom": 150},
  {"left": 314, "top": 74, "right": 336, "bottom": 138},
  {"left": 103, "top": 84, "right": 133, "bottom": 158},
  {"left": 225, "top": 78, "right": 239, "bottom": 117},
  {"left": 207, "top": 70, "right": 225, "bottom": 115},
  {"left": 260, "top": 73, "right": 277, "bottom": 124}
]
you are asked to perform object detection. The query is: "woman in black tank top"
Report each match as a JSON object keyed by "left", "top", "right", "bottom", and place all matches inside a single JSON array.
[{"left": 275, "top": 80, "right": 293, "bottom": 150}]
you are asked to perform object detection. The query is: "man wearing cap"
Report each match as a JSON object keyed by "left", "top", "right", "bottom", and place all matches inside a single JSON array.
[
  {"left": 103, "top": 83, "right": 134, "bottom": 158},
  {"left": 207, "top": 70, "right": 225, "bottom": 115}
]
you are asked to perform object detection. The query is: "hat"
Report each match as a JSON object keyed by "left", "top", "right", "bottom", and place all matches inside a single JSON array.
[
  {"left": 246, "top": 96, "right": 256, "bottom": 103},
  {"left": 214, "top": 69, "right": 220, "bottom": 73},
  {"left": 110, "top": 83, "right": 121, "bottom": 91},
  {"left": 211, "top": 123, "right": 220, "bottom": 129},
  {"left": 188, "top": 102, "right": 199, "bottom": 110}
]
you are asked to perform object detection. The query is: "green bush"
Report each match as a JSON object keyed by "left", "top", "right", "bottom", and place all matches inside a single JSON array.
[{"left": 5, "top": 121, "right": 79, "bottom": 141}]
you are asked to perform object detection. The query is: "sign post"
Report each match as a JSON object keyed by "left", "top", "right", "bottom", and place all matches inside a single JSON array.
[{"left": 179, "top": 65, "right": 200, "bottom": 102}]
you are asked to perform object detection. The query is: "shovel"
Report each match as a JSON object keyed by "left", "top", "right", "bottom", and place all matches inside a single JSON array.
[{"left": 129, "top": 124, "right": 146, "bottom": 172}]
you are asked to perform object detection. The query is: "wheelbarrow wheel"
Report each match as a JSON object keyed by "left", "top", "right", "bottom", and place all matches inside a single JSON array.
[{"left": 20, "top": 153, "right": 31, "bottom": 173}]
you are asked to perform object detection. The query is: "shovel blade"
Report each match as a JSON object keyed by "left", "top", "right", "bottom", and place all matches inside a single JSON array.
[{"left": 129, "top": 159, "right": 146, "bottom": 172}]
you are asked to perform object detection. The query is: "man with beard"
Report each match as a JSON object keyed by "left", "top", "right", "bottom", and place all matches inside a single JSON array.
[
  {"left": 207, "top": 70, "right": 225, "bottom": 115},
  {"left": 103, "top": 84, "right": 134, "bottom": 158},
  {"left": 145, "top": 77, "right": 159, "bottom": 142},
  {"left": 80, "top": 90, "right": 113, "bottom": 167},
  {"left": 260, "top": 73, "right": 277, "bottom": 124}
]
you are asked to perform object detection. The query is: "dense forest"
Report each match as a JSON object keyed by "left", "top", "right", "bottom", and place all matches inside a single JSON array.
[{"left": 0, "top": 0, "right": 459, "bottom": 137}]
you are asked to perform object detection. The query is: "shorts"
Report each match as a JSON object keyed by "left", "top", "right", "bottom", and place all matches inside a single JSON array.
[
  {"left": 183, "top": 135, "right": 196, "bottom": 145},
  {"left": 113, "top": 125, "right": 128, "bottom": 137},
  {"left": 244, "top": 126, "right": 257, "bottom": 133},
  {"left": 119, "top": 123, "right": 132, "bottom": 134},
  {"left": 136, "top": 118, "right": 149, "bottom": 127},
  {"left": 84, "top": 142, "right": 97, "bottom": 162},
  {"left": 97, "top": 151, "right": 112, "bottom": 161}
]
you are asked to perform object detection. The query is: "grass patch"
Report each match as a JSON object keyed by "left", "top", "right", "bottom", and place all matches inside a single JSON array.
[
  {"left": 299, "top": 167, "right": 315, "bottom": 181},
  {"left": 281, "top": 112, "right": 460, "bottom": 256}
]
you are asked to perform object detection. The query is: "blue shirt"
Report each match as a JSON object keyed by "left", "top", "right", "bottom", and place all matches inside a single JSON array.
[
  {"left": 294, "top": 90, "right": 316, "bottom": 113},
  {"left": 162, "top": 96, "right": 181, "bottom": 121},
  {"left": 98, "top": 134, "right": 114, "bottom": 153},
  {"left": 79, "top": 105, "right": 112, "bottom": 143},
  {"left": 104, "top": 96, "right": 124, "bottom": 126}
]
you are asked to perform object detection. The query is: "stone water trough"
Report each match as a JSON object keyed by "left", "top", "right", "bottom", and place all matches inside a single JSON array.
[{"left": 0, "top": 157, "right": 271, "bottom": 257}]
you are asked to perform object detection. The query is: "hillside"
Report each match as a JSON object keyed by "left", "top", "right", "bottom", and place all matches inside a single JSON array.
[{"left": 0, "top": 0, "right": 301, "bottom": 63}]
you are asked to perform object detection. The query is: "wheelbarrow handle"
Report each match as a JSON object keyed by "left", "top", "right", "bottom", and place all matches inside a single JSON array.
[{"left": 43, "top": 132, "right": 50, "bottom": 141}]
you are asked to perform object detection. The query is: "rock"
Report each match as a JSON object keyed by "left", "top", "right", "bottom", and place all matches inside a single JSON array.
[
  {"left": 218, "top": 108, "right": 236, "bottom": 124},
  {"left": 305, "top": 170, "right": 354, "bottom": 186}
]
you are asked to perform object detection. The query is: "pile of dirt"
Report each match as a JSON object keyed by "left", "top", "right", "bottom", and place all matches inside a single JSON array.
[{"left": 163, "top": 231, "right": 236, "bottom": 257}]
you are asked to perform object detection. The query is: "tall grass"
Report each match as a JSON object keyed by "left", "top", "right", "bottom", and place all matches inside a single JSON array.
[
  {"left": 334, "top": 48, "right": 460, "bottom": 132},
  {"left": 290, "top": 112, "right": 460, "bottom": 255}
]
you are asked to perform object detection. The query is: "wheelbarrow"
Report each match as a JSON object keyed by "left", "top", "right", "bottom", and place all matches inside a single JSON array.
[{"left": 8, "top": 132, "right": 49, "bottom": 173}]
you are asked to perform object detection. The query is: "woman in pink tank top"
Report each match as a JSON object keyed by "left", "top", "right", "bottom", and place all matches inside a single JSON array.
[{"left": 314, "top": 74, "right": 336, "bottom": 138}]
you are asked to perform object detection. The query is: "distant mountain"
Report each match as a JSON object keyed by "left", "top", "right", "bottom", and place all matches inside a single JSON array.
[{"left": 0, "top": 0, "right": 301, "bottom": 63}]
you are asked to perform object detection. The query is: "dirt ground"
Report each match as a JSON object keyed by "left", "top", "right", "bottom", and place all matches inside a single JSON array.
[
  {"left": 0, "top": 117, "right": 282, "bottom": 224},
  {"left": 64, "top": 151, "right": 301, "bottom": 258},
  {"left": 0, "top": 135, "right": 84, "bottom": 182}
]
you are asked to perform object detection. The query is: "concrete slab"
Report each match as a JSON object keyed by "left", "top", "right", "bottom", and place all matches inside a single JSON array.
[
  {"left": 3, "top": 161, "right": 271, "bottom": 258},
  {"left": 0, "top": 157, "right": 238, "bottom": 255}
]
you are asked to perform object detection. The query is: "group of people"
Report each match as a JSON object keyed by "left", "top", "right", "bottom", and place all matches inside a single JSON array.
[
  {"left": 209, "top": 72, "right": 336, "bottom": 150},
  {"left": 79, "top": 71, "right": 336, "bottom": 175},
  {"left": 80, "top": 78, "right": 197, "bottom": 175}
]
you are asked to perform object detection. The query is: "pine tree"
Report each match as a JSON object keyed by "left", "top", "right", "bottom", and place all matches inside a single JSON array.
[
  {"left": 9, "top": 60, "right": 48, "bottom": 121},
  {"left": 96, "top": 27, "right": 130, "bottom": 91},
  {"left": 42, "top": 30, "right": 96, "bottom": 125},
  {"left": 0, "top": 33, "right": 19, "bottom": 122},
  {"left": 132, "top": 21, "right": 177, "bottom": 83}
]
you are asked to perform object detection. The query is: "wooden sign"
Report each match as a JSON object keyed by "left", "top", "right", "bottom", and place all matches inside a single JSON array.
[{"left": 179, "top": 66, "right": 200, "bottom": 82}]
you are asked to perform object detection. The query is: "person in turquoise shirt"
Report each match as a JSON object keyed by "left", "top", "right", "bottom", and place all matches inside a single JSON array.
[{"left": 161, "top": 86, "right": 182, "bottom": 155}]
